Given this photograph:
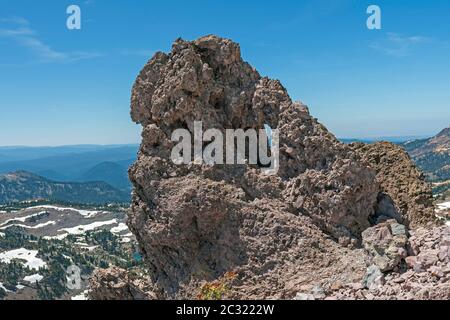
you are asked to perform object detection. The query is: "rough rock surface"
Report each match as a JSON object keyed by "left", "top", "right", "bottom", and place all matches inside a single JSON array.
[
  {"left": 350, "top": 142, "right": 435, "bottom": 227},
  {"left": 89, "top": 35, "right": 443, "bottom": 300},
  {"left": 89, "top": 267, "right": 155, "bottom": 300},
  {"left": 323, "top": 225, "right": 450, "bottom": 300},
  {"left": 123, "top": 35, "right": 382, "bottom": 299},
  {"left": 362, "top": 219, "right": 408, "bottom": 272}
]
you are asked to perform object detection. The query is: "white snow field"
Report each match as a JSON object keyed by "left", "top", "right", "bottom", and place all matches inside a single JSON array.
[
  {"left": 436, "top": 201, "right": 450, "bottom": 211},
  {"left": 0, "top": 211, "right": 48, "bottom": 228},
  {"left": 0, "top": 221, "right": 56, "bottom": 230},
  {"left": 110, "top": 222, "right": 129, "bottom": 234},
  {"left": 44, "top": 219, "right": 118, "bottom": 240},
  {"left": 30, "top": 205, "right": 102, "bottom": 218},
  {"left": 23, "top": 273, "right": 44, "bottom": 283},
  {"left": 0, "top": 248, "right": 46, "bottom": 270}
]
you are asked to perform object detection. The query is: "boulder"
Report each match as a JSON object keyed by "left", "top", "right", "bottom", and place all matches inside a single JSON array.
[
  {"left": 361, "top": 220, "right": 408, "bottom": 271},
  {"left": 363, "top": 265, "right": 385, "bottom": 290},
  {"left": 89, "top": 267, "right": 155, "bottom": 300},
  {"left": 350, "top": 142, "right": 436, "bottom": 227}
]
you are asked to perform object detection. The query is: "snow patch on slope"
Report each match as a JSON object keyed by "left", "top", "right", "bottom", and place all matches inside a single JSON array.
[
  {"left": 23, "top": 273, "right": 44, "bottom": 283},
  {"left": 30, "top": 205, "right": 102, "bottom": 218},
  {"left": 44, "top": 219, "right": 118, "bottom": 240},
  {"left": 0, "top": 221, "right": 56, "bottom": 230},
  {"left": 0, "top": 211, "right": 48, "bottom": 228},
  {"left": 0, "top": 248, "right": 46, "bottom": 270}
]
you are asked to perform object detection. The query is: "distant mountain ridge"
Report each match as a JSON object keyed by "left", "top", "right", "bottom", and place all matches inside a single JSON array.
[
  {"left": 402, "top": 126, "right": 450, "bottom": 182},
  {"left": 79, "top": 161, "right": 131, "bottom": 191},
  {"left": 0, "top": 145, "right": 138, "bottom": 191},
  {"left": 0, "top": 171, "right": 130, "bottom": 205},
  {"left": 340, "top": 135, "right": 431, "bottom": 144},
  {"left": 0, "top": 144, "right": 138, "bottom": 163}
]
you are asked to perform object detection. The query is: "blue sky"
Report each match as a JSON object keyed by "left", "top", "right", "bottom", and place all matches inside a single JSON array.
[{"left": 0, "top": 0, "right": 449, "bottom": 146}]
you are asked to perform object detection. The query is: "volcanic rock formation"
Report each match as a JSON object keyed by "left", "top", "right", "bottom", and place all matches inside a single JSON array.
[
  {"left": 89, "top": 35, "right": 443, "bottom": 300},
  {"left": 89, "top": 267, "right": 155, "bottom": 300},
  {"left": 350, "top": 142, "right": 435, "bottom": 227}
]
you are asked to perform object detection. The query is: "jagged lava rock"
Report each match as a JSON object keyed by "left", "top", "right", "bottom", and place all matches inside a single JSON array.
[
  {"left": 89, "top": 267, "right": 156, "bottom": 300},
  {"left": 362, "top": 219, "right": 408, "bottom": 272},
  {"left": 350, "top": 142, "right": 435, "bottom": 227},
  {"left": 124, "top": 35, "right": 380, "bottom": 298},
  {"left": 326, "top": 225, "right": 450, "bottom": 300}
]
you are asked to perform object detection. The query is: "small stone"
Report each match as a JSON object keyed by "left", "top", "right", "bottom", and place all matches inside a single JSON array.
[
  {"left": 392, "top": 277, "right": 405, "bottom": 284},
  {"left": 338, "top": 236, "right": 351, "bottom": 247},
  {"left": 407, "top": 240, "right": 420, "bottom": 256},
  {"left": 443, "top": 263, "right": 450, "bottom": 274},
  {"left": 391, "top": 223, "right": 407, "bottom": 236},
  {"left": 442, "top": 235, "right": 450, "bottom": 247},
  {"left": 311, "top": 285, "right": 326, "bottom": 299},
  {"left": 400, "top": 271, "right": 414, "bottom": 282},
  {"left": 294, "top": 293, "right": 315, "bottom": 300},
  {"left": 369, "top": 276, "right": 385, "bottom": 291},
  {"left": 330, "top": 281, "right": 343, "bottom": 291},
  {"left": 405, "top": 256, "right": 417, "bottom": 269},
  {"left": 378, "top": 225, "right": 393, "bottom": 240},
  {"left": 417, "top": 249, "right": 439, "bottom": 268},
  {"left": 364, "top": 292, "right": 375, "bottom": 300},
  {"left": 413, "top": 262, "right": 425, "bottom": 273},
  {"left": 351, "top": 282, "right": 365, "bottom": 291},
  {"left": 398, "top": 247, "right": 408, "bottom": 259},
  {"left": 428, "top": 266, "right": 444, "bottom": 278},
  {"left": 364, "top": 265, "right": 385, "bottom": 289},
  {"left": 350, "top": 238, "right": 358, "bottom": 248},
  {"left": 438, "top": 246, "right": 449, "bottom": 262}
]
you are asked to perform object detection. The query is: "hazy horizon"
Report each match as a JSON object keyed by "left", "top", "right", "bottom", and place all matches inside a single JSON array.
[
  {"left": 0, "top": 143, "right": 140, "bottom": 148},
  {"left": 0, "top": 134, "right": 440, "bottom": 148}
]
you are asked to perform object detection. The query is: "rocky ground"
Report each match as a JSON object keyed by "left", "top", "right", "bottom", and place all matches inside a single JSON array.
[
  {"left": 89, "top": 35, "right": 448, "bottom": 300},
  {"left": 318, "top": 224, "right": 450, "bottom": 300}
]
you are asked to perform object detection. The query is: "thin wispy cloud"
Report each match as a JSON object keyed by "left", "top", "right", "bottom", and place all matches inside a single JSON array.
[
  {"left": 370, "top": 33, "right": 431, "bottom": 57},
  {"left": 0, "top": 16, "right": 30, "bottom": 25},
  {"left": 0, "top": 17, "right": 102, "bottom": 63}
]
